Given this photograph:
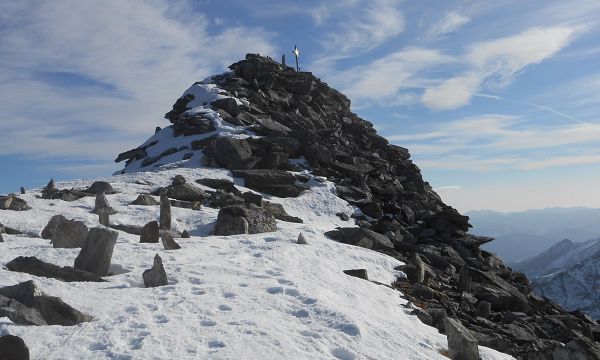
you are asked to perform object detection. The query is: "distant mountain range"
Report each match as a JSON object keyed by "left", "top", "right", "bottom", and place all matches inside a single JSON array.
[
  {"left": 467, "top": 207, "right": 600, "bottom": 262},
  {"left": 510, "top": 237, "right": 600, "bottom": 319}
]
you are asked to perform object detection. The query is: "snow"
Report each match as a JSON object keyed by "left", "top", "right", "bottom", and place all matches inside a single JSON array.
[{"left": 0, "top": 167, "right": 514, "bottom": 359}]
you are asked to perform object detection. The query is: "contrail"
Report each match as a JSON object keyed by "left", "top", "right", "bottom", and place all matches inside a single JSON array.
[{"left": 475, "top": 93, "right": 587, "bottom": 125}]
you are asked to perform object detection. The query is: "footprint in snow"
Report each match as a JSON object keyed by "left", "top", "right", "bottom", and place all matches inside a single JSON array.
[
  {"left": 218, "top": 305, "right": 232, "bottom": 311},
  {"left": 223, "top": 291, "right": 236, "bottom": 299},
  {"left": 208, "top": 340, "right": 226, "bottom": 349},
  {"left": 191, "top": 287, "right": 206, "bottom": 295},
  {"left": 266, "top": 287, "right": 284, "bottom": 294},
  {"left": 239, "top": 283, "right": 249, "bottom": 287},
  {"left": 200, "top": 319, "right": 217, "bottom": 327},
  {"left": 332, "top": 348, "right": 356, "bottom": 360},
  {"left": 154, "top": 314, "right": 169, "bottom": 324},
  {"left": 277, "top": 278, "right": 294, "bottom": 286}
]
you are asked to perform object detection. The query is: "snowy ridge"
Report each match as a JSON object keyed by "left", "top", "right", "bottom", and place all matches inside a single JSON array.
[{"left": 0, "top": 167, "right": 511, "bottom": 359}]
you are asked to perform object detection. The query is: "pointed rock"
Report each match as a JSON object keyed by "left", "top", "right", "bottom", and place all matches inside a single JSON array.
[
  {"left": 85, "top": 181, "right": 116, "bottom": 195},
  {"left": 444, "top": 317, "right": 480, "bottom": 360},
  {"left": 297, "top": 233, "right": 308, "bottom": 245},
  {"left": 41, "top": 215, "right": 67, "bottom": 239},
  {"left": 143, "top": 254, "right": 168, "bottom": 287},
  {"left": 140, "top": 221, "right": 160, "bottom": 243},
  {"left": 74, "top": 227, "right": 118, "bottom": 277},
  {"left": 0, "top": 335, "right": 30, "bottom": 360},
  {"left": 181, "top": 230, "right": 190, "bottom": 238},
  {"left": 159, "top": 192, "right": 171, "bottom": 230},
  {"left": 20, "top": 187, "right": 26, "bottom": 195},
  {"left": 93, "top": 191, "right": 117, "bottom": 215},
  {"left": 160, "top": 231, "right": 181, "bottom": 250},
  {"left": 343, "top": 269, "right": 369, "bottom": 281}
]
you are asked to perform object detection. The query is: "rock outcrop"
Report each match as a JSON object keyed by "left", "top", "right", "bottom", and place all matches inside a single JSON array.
[{"left": 74, "top": 227, "right": 118, "bottom": 277}]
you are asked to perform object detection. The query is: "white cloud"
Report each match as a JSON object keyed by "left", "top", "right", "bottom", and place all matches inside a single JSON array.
[
  {"left": 0, "top": 0, "right": 275, "bottom": 161},
  {"left": 423, "top": 11, "right": 470, "bottom": 41},
  {"left": 520, "top": 154, "right": 600, "bottom": 170},
  {"left": 419, "top": 26, "right": 579, "bottom": 110}
]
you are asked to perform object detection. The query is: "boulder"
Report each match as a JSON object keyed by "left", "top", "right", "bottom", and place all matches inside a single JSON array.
[
  {"left": 206, "top": 137, "right": 256, "bottom": 170},
  {"left": 165, "top": 183, "right": 207, "bottom": 202},
  {"left": 160, "top": 231, "right": 181, "bottom": 250},
  {"left": 5, "top": 256, "right": 105, "bottom": 282},
  {"left": 211, "top": 98, "right": 240, "bottom": 116},
  {"left": 263, "top": 202, "right": 303, "bottom": 223},
  {"left": 444, "top": 317, "right": 480, "bottom": 360},
  {"left": 74, "top": 227, "right": 118, "bottom": 277},
  {"left": 324, "top": 227, "right": 394, "bottom": 251},
  {"left": 232, "top": 169, "right": 306, "bottom": 197},
  {"left": 51, "top": 218, "right": 89, "bottom": 248},
  {"left": 84, "top": 181, "right": 117, "bottom": 195},
  {"left": 131, "top": 194, "right": 159, "bottom": 206},
  {"left": 0, "top": 196, "right": 30, "bottom": 211},
  {"left": 242, "top": 192, "right": 263, "bottom": 207},
  {"left": 0, "top": 295, "right": 46, "bottom": 325},
  {"left": 196, "top": 178, "right": 241, "bottom": 196},
  {"left": 109, "top": 224, "right": 143, "bottom": 235},
  {"left": 143, "top": 254, "right": 168, "bottom": 287},
  {"left": 140, "top": 221, "right": 160, "bottom": 243},
  {"left": 159, "top": 192, "right": 172, "bottom": 230},
  {"left": 214, "top": 204, "right": 277, "bottom": 235},
  {"left": 208, "top": 191, "right": 245, "bottom": 208},
  {"left": 41, "top": 215, "right": 67, "bottom": 239},
  {"left": 92, "top": 191, "right": 117, "bottom": 215},
  {"left": 0, "top": 335, "right": 30, "bottom": 360}
]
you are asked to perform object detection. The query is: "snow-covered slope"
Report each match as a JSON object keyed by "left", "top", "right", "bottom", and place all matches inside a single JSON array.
[{"left": 0, "top": 168, "right": 511, "bottom": 359}]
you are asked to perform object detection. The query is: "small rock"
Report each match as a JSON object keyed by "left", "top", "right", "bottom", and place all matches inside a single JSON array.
[
  {"left": 343, "top": 269, "right": 369, "bottom": 280},
  {"left": 478, "top": 301, "right": 491, "bottom": 318},
  {"left": 214, "top": 204, "right": 276, "bottom": 235},
  {"left": 159, "top": 192, "right": 171, "bottom": 230},
  {"left": 140, "top": 221, "right": 160, "bottom": 243},
  {"left": 51, "top": 218, "right": 89, "bottom": 248},
  {"left": 143, "top": 254, "right": 168, "bottom": 287},
  {"left": 181, "top": 230, "right": 190, "bottom": 238},
  {"left": 20, "top": 187, "right": 25, "bottom": 195},
  {"left": 160, "top": 231, "right": 181, "bottom": 250},
  {"left": 444, "top": 317, "right": 480, "bottom": 360},
  {"left": 85, "top": 181, "right": 116, "bottom": 195},
  {"left": 0, "top": 335, "right": 30, "bottom": 360},
  {"left": 242, "top": 191, "right": 263, "bottom": 207},
  {"left": 171, "top": 175, "right": 187, "bottom": 185},
  {"left": 131, "top": 194, "right": 160, "bottom": 206},
  {"left": 74, "top": 227, "right": 118, "bottom": 277},
  {"left": 336, "top": 212, "right": 350, "bottom": 221},
  {"left": 297, "top": 233, "right": 308, "bottom": 245}
]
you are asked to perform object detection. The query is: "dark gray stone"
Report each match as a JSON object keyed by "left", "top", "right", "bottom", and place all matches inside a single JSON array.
[
  {"left": 41, "top": 214, "right": 67, "bottom": 239},
  {"left": 211, "top": 98, "right": 240, "bottom": 116},
  {"left": 109, "top": 223, "right": 143, "bottom": 235},
  {"left": 343, "top": 269, "right": 369, "bottom": 281},
  {"left": 0, "top": 196, "right": 30, "bottom": 211},
  {"left": 0, "top": 335, "right": 30, "bottom": 360},
  {"left": 160, "top": 231, "right": 181, "bottom": 250},
  {"left": 52, "top": 219, "right": 89, "bottom": 248},
  {"left": 6, "top": 256, "right": 106, "bottom": 282},
  {"left": 458, "top": 266, "right": 472, "bottom": 291},
  {"left": 166, "top": 183, "right": 207, "bottom": 202},
  {"left": 324, "top": 227, "right": 394, "bottom": 250},
  {"left": 478, "top": 301, "right": 491, "bottom": 318},
  {"left": 196, "top": 178, "right": 240, "bottom": 195},
  {"left": 181, "top": 230, "right": 190, "bottom": 238},
  {"left": 297, "top": 233, "right": 308, "bottom": 245},
  {"left": 0, "top": 295, "right": 46, "bottom": 326},
  {"left": 444, "top": 317, "right": 480, "bottom": 360},
  {"left": 232, "top": 169, "right": 306, "bottom": 197},
  {"left": 140, "top": 221, "right": 160, "bottom": 243},
  {"left": 131, "top": 194, "right": 159, "bottom": 206},
  {"left": 93, "top": 191, "right": 117, "bottom": 215},
  {"left": 160, "top": 192, "right": 171, "bottom": 230},
  {"left": 242, "top": 191, "right": 263, "bottom": 207},
  {"left": 85, "top": 181, "right": 116, "bottom": 195},
  {"left": 143, "top": 254, "right": 168, "bottom": 287},
  {"left": 74, "top": 227, "right": 118, "bottom": 277},
  {"left": 214, "top": 204, "right": 276, "bottom": 235},
  {"left": 263, "top": 201, "right": 303, "bottom": 223}
]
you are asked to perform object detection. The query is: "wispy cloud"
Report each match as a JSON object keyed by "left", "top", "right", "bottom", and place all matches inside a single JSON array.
[
  {"left": 0, "top": 0, "right": 275, "bottom": 161},
  {"left": 422, "top": 11, "right": 470, "bottom": 41}
]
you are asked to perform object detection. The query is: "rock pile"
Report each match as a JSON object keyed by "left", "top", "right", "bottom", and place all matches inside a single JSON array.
[{"left": 113, "top": 53, "right": 600, "bottom": 359}]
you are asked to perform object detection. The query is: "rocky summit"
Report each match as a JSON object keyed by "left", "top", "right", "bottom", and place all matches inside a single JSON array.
[{"left": 113, "top": 54, "right": 600, "bottom": 359}]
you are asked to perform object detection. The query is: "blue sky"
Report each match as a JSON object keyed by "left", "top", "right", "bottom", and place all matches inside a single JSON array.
[{"left": 1, "top": 0, "right": 600, "bottom": 212}]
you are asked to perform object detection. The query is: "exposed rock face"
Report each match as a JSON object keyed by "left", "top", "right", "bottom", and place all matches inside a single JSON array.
[
  {"left": 41, "top": 215, "right": 67, "bottom": 239},
  {"left": 51, "top": 218, "right": 89, "bottom": 248},
  {"left": 113, "top": 53, "right": 600, "bottom": 359},
  {"left": 143, "top": 254, "right": 168, "bottom": 287},
  {"left": 74, "top": 227, "right": 118, "bottom": 277},
  {"left": 0, "top": 335, "right": 30, "bottom": 360},
  {"left": 6, "top": 256, "right": 106, "bottom": 282},
  {"left": 214, "top": 204, "right": 277, "bottom": 235}
]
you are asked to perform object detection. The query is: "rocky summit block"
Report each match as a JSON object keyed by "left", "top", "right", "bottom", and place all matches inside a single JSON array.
[
  {"left": 325, "top": 227, "right": 394, "bottom": 251},
  {"left": 232, "top": 169, "right": 307, "bottom": 198},
  {"left": 214, "top": 204, "right": 277, "bottom": 235},
  {"left": 74, "top": 227, "right": 118, "bottom": 277}
]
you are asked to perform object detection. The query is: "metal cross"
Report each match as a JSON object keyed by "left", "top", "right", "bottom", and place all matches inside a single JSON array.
[{"left": 293, "top": 45, "right": 300, "bottom": 71}]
